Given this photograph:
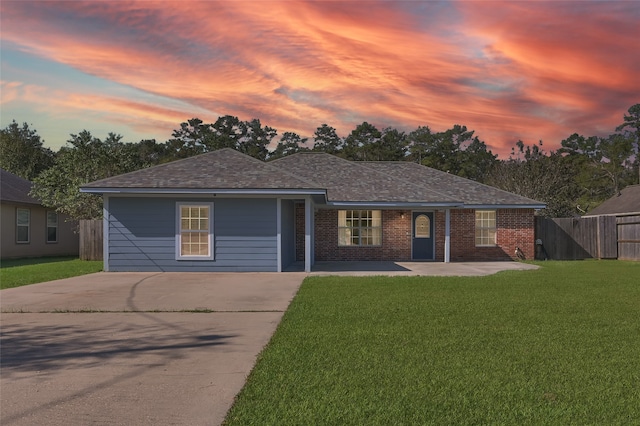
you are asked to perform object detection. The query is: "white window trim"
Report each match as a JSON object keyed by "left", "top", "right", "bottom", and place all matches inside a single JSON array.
[
  {"left": 16, "top": 208, "right": 30, "bottom": 244},
  {"left": 175, "top": 202, "right": 214, "bottom": 261},
  {"left": 475, "top": 209, "right": 497, "bottom": 247},
  {"left": 338, "top": 210, "right": 382, "bottom": 247},
  {"left": 46, "top": 211, "right": 58, "bottom": 244}
]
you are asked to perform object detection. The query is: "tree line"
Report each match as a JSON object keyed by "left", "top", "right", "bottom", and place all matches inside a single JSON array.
[{"left": 1, "top": 104, "right": 638, "bottom": 220}]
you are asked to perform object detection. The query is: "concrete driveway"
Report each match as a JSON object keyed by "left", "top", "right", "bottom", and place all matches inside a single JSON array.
[
  {"left": 1, "top": 262, "right": 536, "bottom": 425},
  {"left": 0, "top": 272, "right": 305, "bottom": 426}
]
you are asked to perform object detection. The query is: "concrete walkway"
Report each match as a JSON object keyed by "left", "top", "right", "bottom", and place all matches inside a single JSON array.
[{"left": 304, "top": 260, "right": 539, "bottom": 276}]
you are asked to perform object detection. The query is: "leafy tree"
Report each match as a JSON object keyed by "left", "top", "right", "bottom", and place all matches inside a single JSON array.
[
  {"left": 376, "top": 127, "right": 408, "bottom": 161},
  {"left": 486, "top": 141, "right": 580, "bottom": 217},
  {"left": 407, "top": 126, "right": 435, "bottom": 164},
  {"left": 165, "top": 116, "right": 275, "bottom": 161},
  {"left": 237, "top": 118, "right": 276, "bottom": 161},
  {"left": 0, "top": 121, "right": 54, "bottom": 180},
  {"left": 312, "top": 124, "right": 343, "bottom": 154},
  {"left": 135, "top": 139, "right": 170, "bottom": 165},
  {"left": 342, "top": 122, "right": 382, "bottom": 161},
  {"left": 616, "top": 103, "right": 640, "bottom": 184},
  {"left": 31, "top": 131, "right": 147, "bottom": 220},
  {"left": 560, "top": 132, "right": 635, "bottom": 202},
  {"left": 268, "top": 132, "right": 309, "bottom": 160},
  {"left": 164, "top": 118, "right": 217, "bottom": 160},
  {"left": 411, "top": 124, "right": 496, "bottom": 182}
]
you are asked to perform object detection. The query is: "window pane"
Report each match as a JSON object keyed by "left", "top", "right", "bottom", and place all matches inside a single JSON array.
[
  {"left": 337, "top": 210, "right": 382, "bottom": 247},
  {"left": 17, "top": 209, "right": 29, "bottom": 226},
  {"left": 179, "top": 205, "right": 211, "bottom": 257},
  {"left": 48, "top": 227, "right": 58, "bottom": 242},
  {"left": 17, "top": 226, "right": 29, "bottom": 242},
  {"left": 47, "top": 211, "right": 58, "bottom": 227}
]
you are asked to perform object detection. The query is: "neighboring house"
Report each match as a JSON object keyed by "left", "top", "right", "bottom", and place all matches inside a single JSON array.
[
  {"left": 584, "top": 185, "right": 640, "bottom": 217},
  {"left": 1, "top": 169, "right": 79, "bottom": 259},
  {"left": 81, "top": 149, "right": 545, "bottom": 272}
]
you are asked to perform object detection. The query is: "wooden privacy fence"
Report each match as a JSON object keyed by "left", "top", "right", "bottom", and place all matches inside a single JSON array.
[
  {"left": 79, "top": 219, "right": 103, "bottom": 261},
  {"left": 617, "top": 214, "right": 640, "bottom": 261},
  {"left": 535, "top": 215, "right": 640, "bottom": 261}
]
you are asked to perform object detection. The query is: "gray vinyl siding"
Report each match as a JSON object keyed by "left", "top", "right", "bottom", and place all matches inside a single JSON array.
[
  {"left": 280, "top": 200, "right": 295, "bottom": 270},
  {"left": 107, "top": 197, "right": 278, "bottom": 272}
]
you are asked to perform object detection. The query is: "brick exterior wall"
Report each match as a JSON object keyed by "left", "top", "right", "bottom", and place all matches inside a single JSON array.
[
  {"left": 295, "top": 206, "right": 536, "bottom": 262},
  {"left": 448, "top": 208, "right": 535, "bottom": 261},
  {"left": 314, "top": 209, "right": 412, "bottom": 261}
]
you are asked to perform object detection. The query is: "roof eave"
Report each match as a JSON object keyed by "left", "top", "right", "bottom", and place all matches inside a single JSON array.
[
  {"left": 463, "top": 203, "right": 547, "bottom": 209},
  {"left": 325, "top": 201, "right": 463, "bottom": 208},
  {"left": 80, "top": 187, "right": 327, "bottom": 197}
]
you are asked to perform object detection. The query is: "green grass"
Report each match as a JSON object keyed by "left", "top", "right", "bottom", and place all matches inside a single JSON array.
[
  {"left": 225, "top": 261, "right": 640, "bottom": 425},
  {"left": 0, "top": 256, "right": 103, "bottom": 289}
]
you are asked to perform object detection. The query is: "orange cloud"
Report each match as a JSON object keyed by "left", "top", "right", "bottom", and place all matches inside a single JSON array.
[{"left": 1, "top": 1, "right": 638, "bottom": 156}]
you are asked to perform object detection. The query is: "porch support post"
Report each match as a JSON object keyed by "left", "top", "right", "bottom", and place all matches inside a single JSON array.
[
  {"left": 444, "top": 208, "right": 451, "bottom": 263},
  {"left": 103, "top": 195, "right": 110, "bottom": 272},
  {"left": 276, "top": 198, "right": 282, "bottom": 272},
  {"left": 304, "top": 196, "right": 313, "bottom": 272}
]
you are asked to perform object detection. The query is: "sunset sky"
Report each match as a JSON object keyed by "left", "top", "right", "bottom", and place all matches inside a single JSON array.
[{"left": 1, "top": 1, "right": 638, "bottom": 157}]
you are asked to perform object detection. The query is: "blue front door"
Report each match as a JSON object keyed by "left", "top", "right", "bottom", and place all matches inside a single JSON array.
[{"left": 412, "top": 212, "right": 434, "bottom": 260}]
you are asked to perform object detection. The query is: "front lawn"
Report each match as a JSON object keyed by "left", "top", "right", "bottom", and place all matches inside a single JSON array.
[
  {"left": 0, "top": 256, "right": 103, "bottom": 289},
  {"left": 225, "top": 261, "right": 640, "bottom": 425}
]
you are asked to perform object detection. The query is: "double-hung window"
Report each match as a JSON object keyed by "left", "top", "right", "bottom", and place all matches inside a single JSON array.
[
  {"left": 176, "top": 203, "right": 214, "bottom": 260},
  {"left": 47, "top": 211, "right": 58, "bottom": 243},
  {"left": 338, "top": 210, "right": 382, "bottom": 246},
  {"left": 475, "top": 210, "right": 497, "bottom": 246},
  {"left": 16, "top": 208, "right": 30, "bottom": 243}
]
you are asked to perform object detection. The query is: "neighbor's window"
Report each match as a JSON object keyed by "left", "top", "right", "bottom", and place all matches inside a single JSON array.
[
  {"left": 16, "top": 208, "right": 30, "bottom": 243},
  {"left": 475, "top": 210, "right": 496, "bottom": 246},
  {"left": 338, "top": 210, "right": 382, "bottom": 246},
  {"left": 176, "top": 203, "right": 214, "bottom": 260},
  {"left": 47, "top": 211, "right": 58, "bottom": 243}
]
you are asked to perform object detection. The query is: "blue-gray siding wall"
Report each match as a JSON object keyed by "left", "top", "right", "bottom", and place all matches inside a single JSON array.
[
  {"left": 280, "top": 200, "right": 295, "bottom": 270},
  {"left": 108, "top": 197, "right": 278, "bottom": 272}
]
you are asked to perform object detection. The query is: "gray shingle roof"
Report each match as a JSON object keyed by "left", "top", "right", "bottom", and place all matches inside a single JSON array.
[
  {"left": 82, "top": 148, "right": 319, "bottom": 190},
  {"left": 271, "top": 152, "right": 459, "bottom": 203},
  {"left": 586, "top": 185, "right": 640, "bottom": 216},
  {"left": 82, "top": 149, "right": 545, "bottom": 207},
  {"left": 0, "top": 169, "right": 40, "bottom": 205},
  {"left": 362, "top": 161, "right": 543, "bottom": 206}
]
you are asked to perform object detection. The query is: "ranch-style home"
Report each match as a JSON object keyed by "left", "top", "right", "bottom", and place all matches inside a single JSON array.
[
  {"left": 81, "top": 148, "right": 545, "bottom": 272},
  {"left": 1, "top": 168, "right": 79, "bottom": 259}
]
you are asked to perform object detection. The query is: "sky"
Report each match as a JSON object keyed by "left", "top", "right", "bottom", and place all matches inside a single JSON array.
[{"left": 1, "top": 1, "right": 638, "bottom": 157}]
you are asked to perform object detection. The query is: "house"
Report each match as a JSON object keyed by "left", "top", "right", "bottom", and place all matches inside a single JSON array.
[
  {"left": 80, "top": 149, "right": 545, "bottom": 272},
  {"left": 1, "top": 169, "right": 79, "bottom": 259},
  {"left": 584, "top": 184, "right": 640, "bottom": 217}
]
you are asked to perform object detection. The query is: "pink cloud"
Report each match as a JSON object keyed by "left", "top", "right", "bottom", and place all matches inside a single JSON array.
[{"left": 1, "top": 1, "right": 638, "bottom": 156}]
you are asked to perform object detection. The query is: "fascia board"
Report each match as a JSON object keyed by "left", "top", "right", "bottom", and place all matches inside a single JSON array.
[
  {"left": 325, "top": 201, "right": 463, "bottom": 208},
  {"left": 80, "top": 187, "right": 327, "bottom": 196},
  {"left": 463, "top": 203, "right": 547, "bottom": 209}
]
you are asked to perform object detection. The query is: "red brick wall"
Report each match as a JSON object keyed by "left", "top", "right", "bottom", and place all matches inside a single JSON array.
[
  {"left": 448, "top": 209, "right": 535, "bottom": 261},
  {"left": 296, "top": 206, "right": 536, "bottom": 262},
  {"left": 314, "top": 209, "right": 412, "bottom": 261}
]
